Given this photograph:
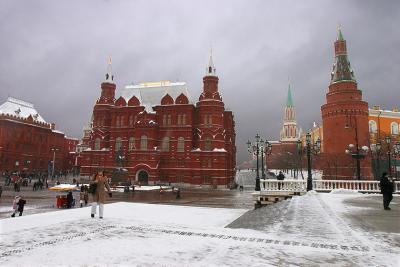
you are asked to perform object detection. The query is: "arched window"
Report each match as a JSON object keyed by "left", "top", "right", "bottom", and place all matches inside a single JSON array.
[
  {"left": 177, "top": 114, "right": 182, "bottom": 125},
  {"left": 129, "top": 137, "right": 135, "bottom": 151},
  {"left": 369, "top": 120, "right": 377, "bottom": 133},
  {"left": 129, "top": 115, "right": 134, "bottom": 126},
  {"left": 140, "top": 135, "right": 148, "bottom": 151},
  {"left": 115, "top": 116, "right": 120, "bottom": 127},
  {"left": 177, "top": 137, "right": 185, "bottom": 152},
  {"left": 161, "top": 137, "right": 170, "bottom": 151},
  {"left": 94, "top": 138, "right": 101, "bottom": 150},
  {"left": 163, "top": 114, "right": 167, "bottom": 125},
  {"left": 115, "top": 137, "right": 122, "bottom": 151},
  {"left": 120, "top": 116, "right": 124, "bottom": 127},
  {"left": 204, "top": 137, "right": 212, "bottom": 151},
  {"left": 182, "top": 114, "right": 186, "bottom": 125},
  {"left": 391, "top": 122, "right": 399, "bottom": 135},
  {"left": 167, "top": 114, "right": 171, "bottom": 125}
]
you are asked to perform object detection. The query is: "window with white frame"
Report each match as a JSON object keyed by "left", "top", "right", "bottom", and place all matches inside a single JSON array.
[
  {"left": 391, "top": 122, "right": 399, "bottom": 135},
  {"left": 177, "top": 137, "right": 185, "bottom": 152},
  {"left": 140, "top": 135, "right": 148, "bottom": 151},
  {"left": 369, "top": 120, "right": 377, "bottom": 133},
  {"left": 115, "top": 137, "right": 122, "bottom": 151},
  {"left": 129, "top": 137, "right": 135, "bottom": 151}
]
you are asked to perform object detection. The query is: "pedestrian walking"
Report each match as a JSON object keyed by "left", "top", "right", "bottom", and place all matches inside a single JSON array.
[
  {"left": 380, "top": 172, "right": 394, "bottom": 210},
  {"left": 84, "top": 186, "right": 89, "bottom": 206},
  {"left": 277, "top": 171, "right": 285, "bottom": 190},
  {"left": 66, "top": 191, "right": 74, "bottom": 209},
  {"left": 11, "top": 196, "right": 26, "bottom": 217},
  {"left": 90, "top": 171, "right": 112, "bottom": 219},
  {"left": 79, "top": 186, "right": 85, "bottom": 207}
]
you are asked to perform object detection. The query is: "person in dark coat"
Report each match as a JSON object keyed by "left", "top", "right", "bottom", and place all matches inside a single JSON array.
[
  {"left": 380, "top": 172, "right": 394, "bottom": 210},
  {"left": 277, "top": 171, "right": 285, "bottom": 190},
  {"left": 11, "top": 196, "right": 26, "bottom": 217},
  {"left": 66, "top": 191, "right": 74, "bottom": 209}
]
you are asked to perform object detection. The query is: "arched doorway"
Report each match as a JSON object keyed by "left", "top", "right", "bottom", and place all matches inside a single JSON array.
[{"left": 137, "top": 170, "right": 149, "bottom": 185}]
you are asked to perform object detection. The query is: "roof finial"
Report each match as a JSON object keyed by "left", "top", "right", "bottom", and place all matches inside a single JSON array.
[
  {"left": 337, "top": 24, "right": 344, "bottom": 41},
  {"left": 105, "top": 56, "right": 114, "bottom": 83},
  {"left": 206, "top": 48, "right": 217, "bottom": 76}
]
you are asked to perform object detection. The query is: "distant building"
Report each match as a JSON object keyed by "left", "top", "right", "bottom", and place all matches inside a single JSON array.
[
  {"left": 79, "top": 53, "right": 236, "bottom": 187},
  {"left": 267, "top": 84, "right": 300, "bottom": 171},
  {"left": 0, "top": 97, "right": 78, "bottom": 174}
]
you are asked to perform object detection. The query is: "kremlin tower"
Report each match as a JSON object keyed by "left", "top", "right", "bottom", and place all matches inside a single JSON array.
[
  {"left": 280, "top": 84, "right": 299, "bottom": 142},
  {"left": 321, "top": 28, "right": 372, "bottom": 180}
]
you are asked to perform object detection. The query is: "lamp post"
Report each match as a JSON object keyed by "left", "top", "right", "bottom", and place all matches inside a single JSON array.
[
  {"left": 385, "top": 136, "right": 392, "bottom": 177},
  {"left": 394, "top": 142, "right": 400, "bottom": 178},
  {"left": 345, "top": 115, "right": 369, "bottom": 180},
  {"left": 264, "top": 140, "right": 272, "bottom": 173},
  {"left": 50, "top": 148, "right": 60, "bottom": 179},
  {"left": 384, "top": 137, "right": 400, "bottom": 177},
  {"left": 297, "top": 133, "right": 320, "bottom": 191},
  {"left": 370, "top": 142, "right": 382, "bottom": 179},
  {"left": 247, "top": 134, "right": 261, "bottom": 191}
]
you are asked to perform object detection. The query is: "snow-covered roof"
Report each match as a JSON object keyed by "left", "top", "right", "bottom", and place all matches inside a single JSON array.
[
  {"left": 0, "top": 97, "right": 47, "bottom": 123},
  {"left": 121, "top": 81, "right": 192, "bottom": 112}
]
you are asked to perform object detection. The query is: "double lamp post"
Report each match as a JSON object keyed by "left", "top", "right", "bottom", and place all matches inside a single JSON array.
[
  {"left": 247, "top": 134, "right": 272, "bottom": 191},
  {"left": 297, "top": 133, "right": 320, "bottom": 191}
]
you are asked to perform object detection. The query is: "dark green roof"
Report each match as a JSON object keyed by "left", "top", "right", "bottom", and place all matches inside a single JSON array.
[
  {"left": 286, "top": 84, "right": 294, "bottom": 107},
  {"left": 337, "top": 27, "right": 344, "bottom": 41}
]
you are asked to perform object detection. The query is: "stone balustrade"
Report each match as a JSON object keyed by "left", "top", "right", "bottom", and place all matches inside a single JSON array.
[{"left": 260, "top": 179, "right": 400, "bottom": 194}]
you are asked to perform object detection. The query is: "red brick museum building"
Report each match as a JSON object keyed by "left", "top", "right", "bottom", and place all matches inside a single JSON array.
[
  {"left": 79, "top": 55, "right": 236, "bottom": 186},
  {"left": 0, "top": 97, "right": 78, "bottom": 174}
]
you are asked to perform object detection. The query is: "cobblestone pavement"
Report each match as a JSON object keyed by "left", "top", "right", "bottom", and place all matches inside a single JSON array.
[
  {"left": 0, "top": 180, "right": 254, "bottom": 219},
  {"left": 228, "top": 193, "right": 400, "bottom": 255}
]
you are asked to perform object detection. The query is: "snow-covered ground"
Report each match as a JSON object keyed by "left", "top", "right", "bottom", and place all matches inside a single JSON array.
[{"left": 0, "top": 192, "right": 399, "bottom": 267}]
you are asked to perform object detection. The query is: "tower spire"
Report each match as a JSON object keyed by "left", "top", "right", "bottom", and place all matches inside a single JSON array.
[
  {"left": 105, "top": 56, "right": 114, "bottom": 84},
  {"left": 331, "top": 27, "right": 356, "bottom": 84},
  {"left": 286, "top": 83, "right": 294, "bottom": 107},
  {"left": 206, "top": 49, "right": 217, "bottom": 76}
]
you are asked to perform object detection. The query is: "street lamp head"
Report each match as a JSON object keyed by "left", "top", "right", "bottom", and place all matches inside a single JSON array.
[
  {"left": 385, "top": 135, "right": 391, "bottom": 144},
  {"left": 376, "top": 142, "right": 382, "bottom": 151},
  {"left": 297, "top": 139, "right": 302, "bottom": 151},
  {"left": 246, "top": 140, "right": 251, "bottom": 149},
  {"left": 348, "top": 144, "right": 355, "bottom": 149},
  {"left": 306, "top": 132, "right": 311, "bottom": 144},
  {"left": 255, "top": 134, "right": 260, "bottom": 142},
  {"left": 316, "top": 138, "right": 321, "bottom": 151},
  {"left": 395, "top": 142, "right": 400, "bottom": 153},
  {"left": 361, "top": 146, "right": 369, "bottom": 152},
  {"left": 345, "top": 149, "right": 350, "bottom": 154}
]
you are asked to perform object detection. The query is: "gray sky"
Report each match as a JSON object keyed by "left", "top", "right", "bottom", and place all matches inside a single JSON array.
[{"left": 1, "top": 0, "right": 399, "bottom": 164}]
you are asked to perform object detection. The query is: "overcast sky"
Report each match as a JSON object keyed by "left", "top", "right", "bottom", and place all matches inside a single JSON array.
[{"left": 0, "top": 0, "right": 399, "bottom": 164}]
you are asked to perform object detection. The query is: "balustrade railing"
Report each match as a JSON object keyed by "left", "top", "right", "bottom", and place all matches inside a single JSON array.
[{"left": 260, "top": 179, "right": 400, "bottom": 193}]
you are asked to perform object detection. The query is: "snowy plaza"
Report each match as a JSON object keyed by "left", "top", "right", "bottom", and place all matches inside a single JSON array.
[{"left": 0, "top": 190, "right": 399, "bottom": 267}]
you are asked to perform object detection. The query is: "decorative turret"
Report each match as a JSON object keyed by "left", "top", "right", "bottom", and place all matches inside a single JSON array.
[
  {"left": 99, "top": 57, "right": 116, "bottom": 103},
  {"left": 206, "top": 49, "right": 217, "bottom": 77},
  {"left": 104, "top": 57, "right": 115, "bottom": 84},
  {"left": 330, "top": 27, "right": 356, "bottom": 84},
  {"left": 199, "top": 49, "right": 221, "bottom": 101}
]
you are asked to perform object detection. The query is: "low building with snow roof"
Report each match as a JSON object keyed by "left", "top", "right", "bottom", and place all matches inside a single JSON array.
[{"left": 0, "top": 97, "right": 78, "bottom": 174}]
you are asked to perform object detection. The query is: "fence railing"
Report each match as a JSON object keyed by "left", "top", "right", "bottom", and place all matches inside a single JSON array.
[{"left": 260, "top": 179, "right": 400, "bottom": 193}]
